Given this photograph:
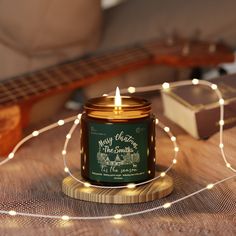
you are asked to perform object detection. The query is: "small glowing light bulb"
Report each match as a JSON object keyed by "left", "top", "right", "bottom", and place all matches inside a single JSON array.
[
  {"left": 219, "top": 143, "right": 224, "bottom": 149},
  {"left": 174, "top": 147, "right": 179, "bottom": 152},
  {"left": 219, "top": 99, "right": 224, "bottom": 105},
  {"left": 61, "top": 215, "right": 70, "bottom": 221},
  {"left": 206, "top": 183, "right": 214, "bottom": 189},
  {"left": 74, "top": 119, "right": 80, "bottom": 125},
  {"left": 219, "top": 120, "right": 224, "bottom": 126},
  {"left": 155, "top": 119, "right": 159, "bottom": 124},
  {"left": 84, "top": 182, "right": 91, "bottom": 188},
  {"left": 8, "top": 152, "right": 14, "bottom": 159},
  {"left": 226, "top": 163, "right": 231, "bottom": 168},
  {"left": 114, "top": 214, "right": 122, "bottom": 219},
  {"left": 77, "top": 114, "right": 82, "bottom": 119},
  {"left": 32, "top": 130, "right": 39, "bottom": 136},
  {"left": 160, "top": 172, "right": 166, "bottom": 177},
  {"left": 173, "top": 159, "right": 177, "bottom": 164},
  {"left": 66, "top": 134, "right": 71, "bottom": 139},
  {"left": 162, "top": 82, "right": 170, "bottom": 90},
  {"left": 192, "top": 79, "right": 199, "bottom": 85},
  {"left": 8, "top": 210, "right": 17, "bottom": 216},
  {"left": 127, "top": 183, "right": 136, "bottom": 189},
  {"left": 102, "top": 94, "right": 108, "bottom": 96},
  {"left": 163, "top": 202, "right": 172, "bottom": 208},
  {"left": 128, "top": 86, "right": 136, "bottom": 94},
  {"left": 64, "top": 167, "right": 69, "bottom": 173},
  {"left": 164, "top": 127, "right": 170, "bottom": 132},
  {"left": 171, "top": 136, "right": 176, "bottom": 142},
  {"left": 211, "top": 84, "right": 218, "bottom": 90},
  {"left": 58, "top": 120, "right": 65, "bottom": 126},
  {"left": 62, "top": 150, "right": 67, "bottom": 155}
]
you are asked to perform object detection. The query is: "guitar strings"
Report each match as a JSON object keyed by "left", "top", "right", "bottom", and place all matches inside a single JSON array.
[
  {"left": 0, "top": 79, "right": 235, "bottom": 221},
  {"left": 0, "top": 39, "right": 200, "bottom": 104},
  {"left": 0, "top": 50, "right": 151, "bottom": 104}
]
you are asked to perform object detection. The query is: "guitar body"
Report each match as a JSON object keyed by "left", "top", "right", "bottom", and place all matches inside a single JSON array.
[
  {"left": 0, "top": 105, "right": 22, "bottom": 156},
  {"left": 0, "top": 38, "right": 234, "bottom": 157},
  {"left": 0, "top": 92, "right": 72, "bottom": 156}
]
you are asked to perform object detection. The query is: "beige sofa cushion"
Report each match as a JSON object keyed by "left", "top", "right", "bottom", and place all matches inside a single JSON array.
[{"left": 0, "top": 0, "right": 102, "bottom": 79}]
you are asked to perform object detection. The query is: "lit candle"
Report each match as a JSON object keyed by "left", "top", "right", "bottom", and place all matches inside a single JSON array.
[
  {"left": 114, "top": 87, "right": 122, "bottom": 115},
  {"left": 115, "top": 86, "right": 122, "bottom": 108},
  {"left": 80, "top": 88, "right": 156, "bottom": 186}
]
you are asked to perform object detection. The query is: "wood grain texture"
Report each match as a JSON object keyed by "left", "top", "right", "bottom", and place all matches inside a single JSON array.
[
  {"left": 62, "top": 171, "right": 173, "bottom": 204},
  {"left": 0, "top": 105, "right": 22, "bottom": 156}
]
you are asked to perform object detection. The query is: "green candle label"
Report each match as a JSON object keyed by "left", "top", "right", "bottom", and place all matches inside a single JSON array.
[{"left": 88, "top": 121, "right": 149, "bottom": 183}]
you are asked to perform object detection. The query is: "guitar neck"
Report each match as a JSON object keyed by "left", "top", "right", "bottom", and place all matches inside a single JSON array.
[
  {"left": 0, "top": 45, "right": 152, "bottom": 107},
  {"left": 0, "top": 39, "right": 234, "bottom": 107}
]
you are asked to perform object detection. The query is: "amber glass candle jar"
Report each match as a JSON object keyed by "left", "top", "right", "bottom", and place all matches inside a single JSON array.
[{"left": 80, "top": 94, "right": 156, "bottom": 186}]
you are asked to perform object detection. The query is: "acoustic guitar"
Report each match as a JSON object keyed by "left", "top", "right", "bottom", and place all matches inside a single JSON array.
[{"left": 0, "top": 38, "right": 234, "bottom": 156}]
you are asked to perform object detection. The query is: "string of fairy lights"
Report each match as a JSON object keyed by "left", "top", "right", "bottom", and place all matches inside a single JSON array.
[{"left": 0, "top": 79, "right": 235, "bottom": 221}]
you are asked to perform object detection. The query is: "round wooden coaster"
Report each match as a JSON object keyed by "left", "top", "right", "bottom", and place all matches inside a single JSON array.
[{"left": 62, "top": 171, "right": 173, "bottom": 204}]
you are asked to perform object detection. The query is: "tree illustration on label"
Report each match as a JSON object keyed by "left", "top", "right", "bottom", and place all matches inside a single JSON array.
[{"left": 97, "top": 150, "right": 140, "bottom": 168}]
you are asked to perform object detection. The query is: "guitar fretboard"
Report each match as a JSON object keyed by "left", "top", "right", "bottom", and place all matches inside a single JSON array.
[
  {"left": 0, "top": 46, "right": 152, "bottom": 106},
  {"left": 0, "top": 39, "right": 234, "bottom": 107}
]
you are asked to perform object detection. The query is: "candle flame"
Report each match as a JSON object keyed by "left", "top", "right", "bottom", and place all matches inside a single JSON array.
[{"left": 115, "top": 87, "right": 122, "bottom": 108}]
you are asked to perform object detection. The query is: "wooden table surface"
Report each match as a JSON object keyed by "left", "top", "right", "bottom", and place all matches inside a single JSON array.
[{"left": 0, "top": 96, "right": 235, "bottom": 236}]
